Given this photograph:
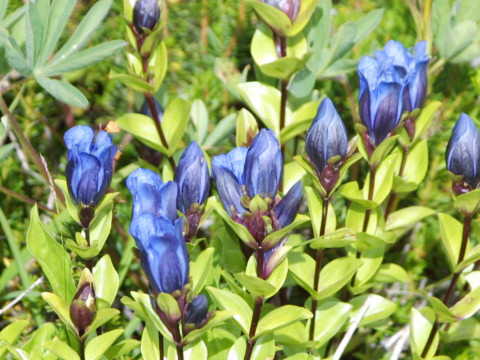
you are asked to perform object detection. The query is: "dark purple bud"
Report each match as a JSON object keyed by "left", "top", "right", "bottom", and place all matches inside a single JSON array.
[
  {"left": 262, "top": 0, "right": 300, "bottom": 21},
  {"left": 133, "top": 0, "right": 160, "bottom": 34},
  {"left": 70, "top": 270, "right": 96, "bottom": 334},
  {"left": 306, "top": 98, "right": 348, "bottom": 175},
  {"left": 140, "top": 98, "right": 164, "bottom": 121},
  {"left": 175, "top": 142, "right": 210, "bottom": 213},
  {"left": 446, "top": 113, "right": 480, "bottom": 189},
  {"left": 64, "top": 126, "right": 117, "bottom": 206},
  {"left": 274, "top": 181, "right": 302, "bottom": 228},
  {"left": 186, "top": 294, "right": 208, "bottom": 327},
  {"left": 245, "top": 129, "right": 282, "bottom": 200}
]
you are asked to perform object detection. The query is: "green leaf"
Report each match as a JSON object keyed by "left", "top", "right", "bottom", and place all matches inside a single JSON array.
[
  {"left": 251, "top": 333, "right": 275, "bottom": 360},
  {"left": 354, "top": 8, "right": 384, "bottom": 43},
  {"left": 227, "top": 336, "right": 247, "bottom": 359},
  {"left": 369, "top": 135, "right": 398, "bottom": 167},
  {"left": 0, "top": 320, "right": 29, "bottom": 358},
  {"left": 190, "top": 247, "right": 214, "bottom": 295},
  {"left": 203, "top": 113, "right": 236, "bottom": 147},
  {"left": 52, "top": 0, "right": 112, "bottom": 62},
  {"left": 184, "top": 340, "right": 208, "bottom": 360},
  {"left": 191, "top": 99, "right": 209, "bottom": 145},
  {"left": 156, "top": 293, "right": 181, "bottom": 322},
  {"left": 305, "top": 186, "right": 336, "bottom": 238},
  {"left": 115, "top": 113, "right": 166, "bottom": 153},
  {"left": 386, "top": 206, "right": 435, "bottom": 231},
  {"left": 109, "top": 72, "right": 155, "bottom": 93},
  {"left": 161, "top": 98, "right": 192, "bottom": 156},
  {"left": 92, "top": 255, "right": 119, "bottom": 308},
  {"left": 83, "top": 308, "right": 120, "bottom": 339},
  {"left": 103, "top": 339, "right": 140, "bottom": 359},
  {"left": 287, "top": 0, "right": 320, "bottom": 37},
  {"left": 352, "top": 246, "right": 385, "bottom": 290},
  {"left": 85, "top": 329, "right": 123, "bottom": 360},
  {"left": 451, "top": 285, "right": 480, "bottom": 320},
  {"left": 140, "top": 321, "right": 160, "bottom": 360},
  {"left": 39, "top": 40, "right": 127, "bottom": 76},
  {"left": 310, "top": 300, "right": 352, "bottom": 347},
  {"left": 129, "top": 292, "right": 173, "bottom": 340},
  {"left": 36, "top": 0, "right": 76, "bottom": 66},
  {"left": 255, "top": 305, "right": 312, "bottom": 339},
  {"left": 363, "top": 152, "right": 399, "bottom": 204},
  {"left": 4, "top": 36, "right": 32, "bottom": 75},
  {"left": 410, "top": 307, "right": 438, "bottom": 358},
  {"left": 444, "top": 20, "right": 478, "bottom": 60},
  {"left": 316, "top": 257, "right": 363, "bottom": 300},
  {"left": 454, "top": 188, "right": 480, "bottom": 216},
  {"left": 414, "top": 101, "right": 441, "bottom": 141},
  {"left": 41, "top": 292, "right": 75, "bottom": 330},
  {"left": 427, "top": 296, "right": 456, "bottom": 323},
  {"left": 339, "top": 181, "right": 378, "bottom": 209},
  {"left": 235, "top": 272, "right": 277, "bottom": 298},
  {"left": 43, "top": 338, "right": 80, "bottom": 360},
  {"left": 438, "top": 213, "right": 463, "bottom": 270},
  {"left": 21, "top": 322, "right": 56, "bottom": 353},
  {"left": 54, "top": 179, "right": 80, "bottom": 224},
  {"left": 261, "top": 214, "right": 309, "bottom": 250},
  {"left": 237, "top": 82, "right": 292, "bottom": 133},
  {"left": 182, "top": 311, "right": 233, "bottom": 344},
  {"left": 443, "top": 317, "right": 480, "bottom": 343},
  {"left": 36, "top": 76, "right": 88, "bottom": 108},
  {"left": 245, "top": 0, "right": 291, "bottom": 37},
  {"left": 350, "top": 294, "right": 397, "bottom": 326},
  {"left": 27, "top": 205, "right": 76, "bottom": 303},
  {"left": 206, "top": 287, "right": 252, "bottom": 335},
  {"left": 372, "top": 263, "right": 409, "bottom": 283},
  {"left": 236, "top": 108, "right": 258, "bottom": 147},
  {"left": 149, "top": 40, "right": 168, "bottom": 92}
]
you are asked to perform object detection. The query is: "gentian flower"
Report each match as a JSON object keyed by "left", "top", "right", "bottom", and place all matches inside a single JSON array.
[
  {"left": 261, "top": 0, "right": 300, "bottom": 21},
  {"left": 64, "top": 125, "right": 117, "bottom": 206},
  {"left": 175, "top": 142, "right": 210, "bottom": 213},
  {"left": 133, "top": 0, "right": 160, "bottom": 34},
  {"left": 306, "top": 97, "right": 348, "bottom": 176},
  {"left": 358, "top": 55, "right": 404, "bottom": 146},
  {"left": 446, "top": 113, "right": 480, "bottom": 191},
  {"left": 186, "top": 294, "right": 209, "bottom": 327},
  {"left": 375, "top": 40, "right": 429, "bottom": 113},
  {"left": 127, "top": 168, "right": 189, "bottom": 295},
  {"left": 212, "top": 129, "right": 302, "bottom": 240}
]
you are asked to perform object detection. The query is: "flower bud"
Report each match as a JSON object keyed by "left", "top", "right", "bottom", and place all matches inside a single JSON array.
[
  {"left": 186, "top": 294, "right": 208, "bottom": 327},
  {"left": 140, "top": 98, "right": 164, "bottom": 121},
  {"left": 244, "top": 129, "right": 282, "bottom": 200},
  {"left": 446, "top": 113, "right": 480, "bottom": 190},
  {"left": 70, "top": 269, "right": 96, "bottom": 335},
  {"left": 262, "top": 0, "right": 300, "bottom": 21},
  {"left": 64, "top": 126, "right": 118, "bottom": 206},
  {"left": 133, "top": 0, "right": 160, "bottom": 34},
  {"left": 306, "top": 98, "right": 348, "bottom": 175},
  {"left": 274, "top": 181, "right": 302, "bottom": 228},
  {"left": 175, "top": 142, "right": 210, "bottom": 213}
]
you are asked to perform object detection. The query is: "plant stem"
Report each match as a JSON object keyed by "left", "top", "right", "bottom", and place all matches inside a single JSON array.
[
  {"left": 245, "top": 296, "right": 264, "bottom": 360},
  {"left": 422, "top": 0, "right": 432, "bottom": 41},
  {"left": 80, "top": 339, "right": 85, "bottom": 360},
  {"left": 144, "top": 92, "right": 176, "bottom": 171},
  {"left": 0, "top": 184, "right": 56, "bottom": 214},
  {"left": 384, "top": 146, "right": 410, "bottom": 220},
  {"left": 84, "top": 227, "right": 93, "bottom": 272},
  {"left": 0, "top": 95, "right": 64, "bottom": 203},
  {"left": 421, "top": 214, "right": 472, "bottom": 358},
  {"left": 309, "top": 197, "right": 329, "bottom": 342},
  {"left": 171, "top": 322, "right": 184, "bottom": 360},
  {"left": 279, "top": 36, "right": 288, "bottom": 171},
  {"left": 159, "top": 333, "right": 164, "bottom": 360}
]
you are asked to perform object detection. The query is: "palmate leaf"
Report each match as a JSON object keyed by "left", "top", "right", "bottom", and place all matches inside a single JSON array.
[{"left": 0, "top": 0, "right": 126, "bottom": 108}]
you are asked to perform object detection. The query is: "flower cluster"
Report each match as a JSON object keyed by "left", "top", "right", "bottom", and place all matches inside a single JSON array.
[{"left": 358, "top": 40, "right": 429, "bottom": 146}]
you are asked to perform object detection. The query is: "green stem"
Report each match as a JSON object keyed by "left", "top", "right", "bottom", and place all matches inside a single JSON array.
[
  {"left": 0, "top": 184, "right": 56, "bottom": 214},
  {"left": 309, "top": 197, "right": 329, "bottom": 342},
  {"left": 84, "top": 227, "right": 93, "bottom": 272},
  {"left": 421, "top": 214, "right": 472, "bottom": 358},
  {"left": 384, "top": 146, "right": 409, "bottom": 221},
  {"left": 422, "top": 0, "right": 432, "bottom": 41}
]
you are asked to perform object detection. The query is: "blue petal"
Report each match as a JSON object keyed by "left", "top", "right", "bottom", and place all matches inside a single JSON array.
[
  {"left": 186, "top": 295, "right": 208, "bottom": 326},
  {"left": 212, "top": 147, "right": 248, "bottom": 185},
  {"left": 175, "top": 142, "right": 210, "bottom": 212},
  {"left": 64, "top": 126, "right": 94, "bottom": 158},
  {"left": 245, "top": 129, "right": 282, "bottom": 199},
  {"left": 275, "top": 181, "right": 302, "bottom": 228},
  {"left": 371, "top": 81, "right": 402, "bottom": 145},
  {"left": 357, "top": 56, "right": 379, "bottom": 99},
  {"left": 70, "top": 153, "right": 101, "bottom": 205},
  {"left": 446, "top": 113, "right": 480, "bottom": 187},
  {"left": 212, "top": 165, "right": 247, "bottom": 216}
]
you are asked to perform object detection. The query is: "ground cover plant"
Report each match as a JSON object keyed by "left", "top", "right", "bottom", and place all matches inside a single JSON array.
[{"left": 1, "top": 0, "right": 480, "bottom": 359}]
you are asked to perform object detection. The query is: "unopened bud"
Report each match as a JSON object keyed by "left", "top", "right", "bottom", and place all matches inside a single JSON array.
[
  {"left": 70, "top": 269, "right": 96, "bottom": 334},
  {"left": 186, "top": 295, "right": 208, "bottom": 327},
  {"left": 133, "top": 0, "right": 160, "bottom": 34}
]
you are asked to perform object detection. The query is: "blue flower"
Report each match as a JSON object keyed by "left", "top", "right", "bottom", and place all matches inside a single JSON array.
[
  {"left": 126, "top": 168, "right": 178, "bottom": 223},
  {"left": 212, "top": 129, "right": 282, "bottom": 216},
  {"left": 375, "top": 40, "right": 429, "bottom": 112},
  {"left": 446, "top": 113, "right": 480, "bottom": 189},
  {"left": 175, "top": 142, "right": 210, "bottom": 213},
  {"left": 306, "top": 97, "right": 348, "bottom": 175},
  {"left": 64, "top": 125, "right": 117, "bottom": 206},
  {"left": 133, "top": 0, "right": 160, "bottom": 34},
  {"left": 186, "top": 294, "right": 208, "bottom": 327},
  {"left": 130, "top": 213, "right": 188, "bottom": 294},
  {"left": 358, "top": 54, "right": 404, "bottom": 146},
  {"left": 274, "top": 181, "right": 302, "bottom": 228}
]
